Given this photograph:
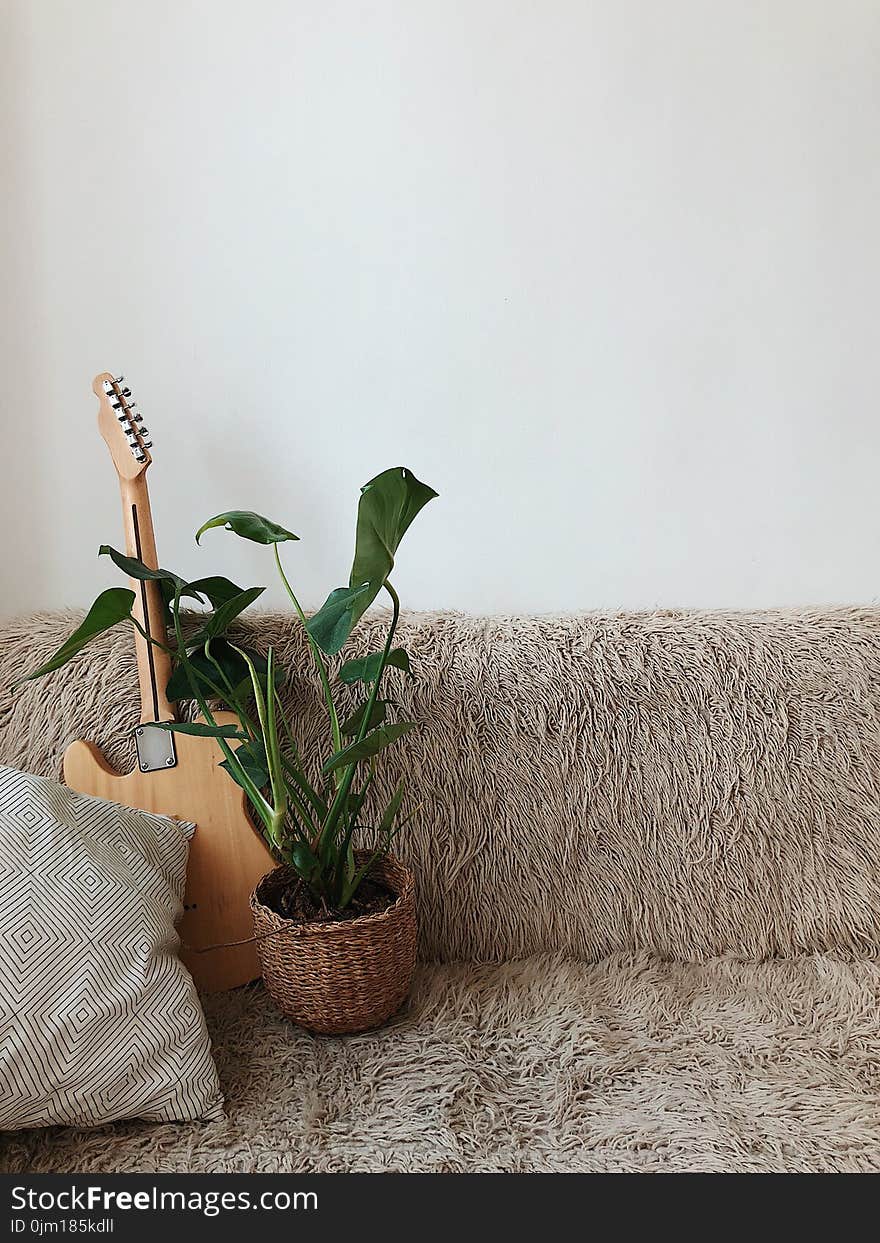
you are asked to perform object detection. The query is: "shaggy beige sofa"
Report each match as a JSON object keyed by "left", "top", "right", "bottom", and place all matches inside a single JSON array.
[{"left": 2, "top": 608, "right": 879, "bottom": 1173}]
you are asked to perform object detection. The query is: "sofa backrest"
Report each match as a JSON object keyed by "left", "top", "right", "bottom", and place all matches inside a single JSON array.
[{"left": 3, "top": 608, "right": 880, "bottom": 962}]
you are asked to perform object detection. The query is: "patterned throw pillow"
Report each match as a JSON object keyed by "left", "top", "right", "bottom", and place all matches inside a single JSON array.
[{"left": 0, "top": 765, "right": 223, "bottom": 1129}]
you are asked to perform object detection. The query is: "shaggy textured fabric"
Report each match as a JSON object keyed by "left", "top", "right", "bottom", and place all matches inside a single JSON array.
[
  {"left": 2, "top": 609, "right": 880, "bottom": 1172},
  {"left": 3, "top": 955, "right": 880, "bottom": 1174},
  {"left": 3, "top": 608, "right": 880, "bottom": 962}
]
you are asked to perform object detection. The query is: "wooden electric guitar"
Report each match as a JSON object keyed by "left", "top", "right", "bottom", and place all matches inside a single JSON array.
[{"left": 62, "top": 372, "right": 275, "bottom": 991}]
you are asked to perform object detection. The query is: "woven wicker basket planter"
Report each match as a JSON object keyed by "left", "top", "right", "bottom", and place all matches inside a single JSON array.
[{"left": 250, "top": 852, "right": 417, "bottom": 1035}]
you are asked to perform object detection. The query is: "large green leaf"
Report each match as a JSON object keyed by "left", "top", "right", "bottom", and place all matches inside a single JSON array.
[
  {"left": 338, "top": 647, "right": 412, "bottom": 685},
  {"left": 166, "top": 649, "right": 219, "bottom": 702},
  {"left": 99, "top": 545, "right": 185, "bottom": 591},
  {"left": 161, "top": 576, "right": 248, "bottom": 620},
  {"left": 322, "top": 721, "right": 415, "bottom": 775},
  {"left": 350, "top": 466, "right": 437, "bottom": 594},
  {"left": 220, "top": 738, "right": 269, "bottom": 788},
  {"left": 340, "top": 698, "right": 389, "bottom": 736},
  {"left": 307, "top": 467, "right": 437, "bottom": 655},
  {"left": 167, "top": 639, "right": 248, "bottom": 701},
  {"left": 305, "top": 584, "right": 372, "bottom": 656},
  {"left": 99, "top": 547, "right": 246, "bottom": 614},
  {"left": 167, "top": 641, "right": 280, "bottom": 710},
  {"left": 184, "top": 576, "right": 248, "bottom": 609},
  {"left": 188, "top": 586, "right": 266, "bottom": 645},
  {"left": 195, "top": 511, "right": 299, "bottom": 545},
  {"left": 21, "top": 588, "right": 136, "bottom": 681}
]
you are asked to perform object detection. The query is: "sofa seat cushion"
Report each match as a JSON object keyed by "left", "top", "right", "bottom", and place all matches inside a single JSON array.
[{"left": 3, "top": 953, "right": 878, "bottom": 1173}]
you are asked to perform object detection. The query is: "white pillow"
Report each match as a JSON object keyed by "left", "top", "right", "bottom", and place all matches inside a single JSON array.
[{"left": 0, "top": 764, "right": 223, "bottom": 1129}]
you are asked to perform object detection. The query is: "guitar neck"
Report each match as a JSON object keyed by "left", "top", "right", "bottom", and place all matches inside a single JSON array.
[{"left": 118, "top": 472, "right": 175, "bottom": 723}]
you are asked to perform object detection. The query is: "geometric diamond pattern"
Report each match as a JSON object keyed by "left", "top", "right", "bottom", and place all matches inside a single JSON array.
[{"left": 0, "top": 764, "right": 224, "bottom": 1130}]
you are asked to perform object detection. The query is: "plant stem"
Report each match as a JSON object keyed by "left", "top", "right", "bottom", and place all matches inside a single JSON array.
[
  {"left": 356, "top": 581, "right": 400, "bottom": 745},
  {"left": 273, "top": 545, "right": 342, "bottom": 770},
  {"left": 230, "top": 643, "right": 289, "bottom": 849},
  {"left": 130, "top": 615, "right": 257, "bottom": 741},
  {"left": 128, "top": 615, "right": 176, "bottom": 658},
  {"left": 204, "top": 637, "right": 258, "bottom": 740},
  {"left": 315, "top": 580, "right": 400, "bottom": 857},
  {"left": 274, "top": 693, "right": 327, "bottom": 816},
  {"left": 265, "top": 650, "right": 288, "bottom": 820},
  {"left": 145, "top": 613, "right": 318, "bottom": 841}
]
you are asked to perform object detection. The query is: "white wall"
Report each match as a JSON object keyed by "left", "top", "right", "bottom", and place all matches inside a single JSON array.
[{"left": 3, "top": 0, "right": 880, "bottom": 620}]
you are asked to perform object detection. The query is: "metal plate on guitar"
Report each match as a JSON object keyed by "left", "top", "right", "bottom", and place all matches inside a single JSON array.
[{"left": 134, "top": 723, "right": 177, "bottom": 772}]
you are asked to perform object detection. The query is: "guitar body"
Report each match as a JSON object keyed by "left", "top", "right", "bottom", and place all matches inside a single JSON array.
[{"left": 64, "top": 712, "right": 275, "bottom": 992}]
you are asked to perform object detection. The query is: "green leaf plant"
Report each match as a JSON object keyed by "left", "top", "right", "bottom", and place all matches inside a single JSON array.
[{"left": 21, "top": 467, "right": 438, "bottom": 912}]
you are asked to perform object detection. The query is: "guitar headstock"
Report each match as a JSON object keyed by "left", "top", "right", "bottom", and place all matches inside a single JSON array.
[{"left": 93, "top": 372, "right": 153, "bottom": 479}]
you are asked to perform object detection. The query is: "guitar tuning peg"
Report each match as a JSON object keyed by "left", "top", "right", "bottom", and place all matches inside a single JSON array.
[
  {"left": 114, "top": 374, "right": 125, "bottom": 385},
  {"left": 121, "top": 387, "right": 132, "bottom": 398}
]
